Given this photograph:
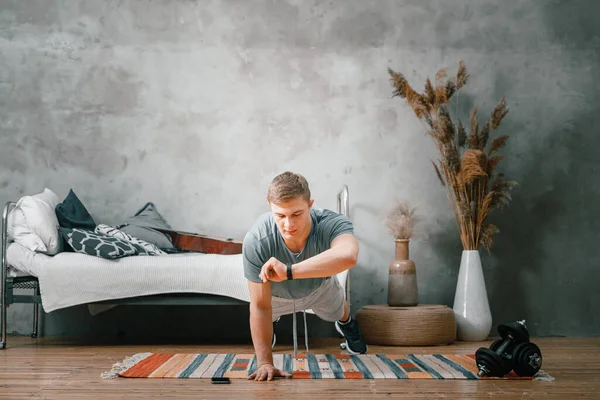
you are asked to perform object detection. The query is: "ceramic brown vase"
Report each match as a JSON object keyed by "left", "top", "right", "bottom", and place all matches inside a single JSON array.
[{"left": 387, "top": 239, "right": 418, "bottom": 306}]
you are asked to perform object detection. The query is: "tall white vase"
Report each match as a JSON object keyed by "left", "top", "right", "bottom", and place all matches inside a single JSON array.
[{"left": 452, "top": 250, "right": 492, "bottom": 341}]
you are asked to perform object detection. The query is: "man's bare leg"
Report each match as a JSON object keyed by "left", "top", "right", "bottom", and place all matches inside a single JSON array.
[{"left": 339, "top": 300, "right": 351, "bottom": 323}]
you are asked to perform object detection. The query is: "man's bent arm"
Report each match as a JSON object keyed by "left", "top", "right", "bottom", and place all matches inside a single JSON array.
[
  {"left": 292, "top": 233, "right": 358, "bottom": 279},
  {"left": 248, "top": 280, "right": 274, "bottom": 367}
]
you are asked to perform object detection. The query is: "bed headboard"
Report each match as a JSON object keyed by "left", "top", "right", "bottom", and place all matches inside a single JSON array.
[{"left": 160, "top": 229, "right": 243, "bottom": 254}]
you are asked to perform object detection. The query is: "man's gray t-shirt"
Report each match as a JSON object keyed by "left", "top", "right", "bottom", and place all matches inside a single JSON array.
[{"left": 243, "top": 207, "right": 354, "bottom": 299}]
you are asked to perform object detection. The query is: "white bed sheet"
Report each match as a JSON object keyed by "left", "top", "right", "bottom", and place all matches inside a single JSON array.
[
  {"left": 6, "top": 242, "right": 251, "bottom": 313},
  {"left": 5, "top": 242, "right": 349, "bottom": 317}
]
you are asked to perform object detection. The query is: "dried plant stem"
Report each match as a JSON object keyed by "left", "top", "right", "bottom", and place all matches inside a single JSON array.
[
  {"left": 383, "top": 199, "right": 421, "bottom": 240},
  {"left": 389, "top": 61, "right": 517, "bottom": 252},
  {"left": 388, "top": 61, "right": 516, "bottom": 251}
]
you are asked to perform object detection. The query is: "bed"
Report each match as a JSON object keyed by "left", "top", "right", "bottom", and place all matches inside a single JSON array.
[{"left": 0, "top": 186, "right": 351, "bottom": 349}]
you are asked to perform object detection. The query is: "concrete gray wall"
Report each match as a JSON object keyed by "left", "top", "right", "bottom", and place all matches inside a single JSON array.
[{"left": 1, "top": 0, "right": 599, "bottom": 341}]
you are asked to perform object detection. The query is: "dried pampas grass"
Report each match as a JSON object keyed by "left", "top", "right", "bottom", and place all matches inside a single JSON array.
[
  {"left": 388, "top": 61, "right": 517, "bottom": 253},
  {"left": 383, "top": 199, "right": 422, "bottom": 240}
]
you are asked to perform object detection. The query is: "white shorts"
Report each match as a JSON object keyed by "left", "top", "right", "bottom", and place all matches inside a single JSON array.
[{"left": 271, "top": 277, "right": 345, "bottom": 322}]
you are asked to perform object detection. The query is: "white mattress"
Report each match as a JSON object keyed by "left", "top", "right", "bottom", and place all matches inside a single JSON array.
[{"left": 5, "top": 242, "right": 251, "bottom": 313}]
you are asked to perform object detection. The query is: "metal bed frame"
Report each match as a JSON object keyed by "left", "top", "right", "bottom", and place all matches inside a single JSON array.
[{"left": 1, "top": 186, "right": 350, "bottom": 349}]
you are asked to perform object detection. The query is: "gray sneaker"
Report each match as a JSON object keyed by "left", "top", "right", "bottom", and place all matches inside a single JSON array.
[{"left": 335, "top": 317, "right": 368, "bottom": 354}]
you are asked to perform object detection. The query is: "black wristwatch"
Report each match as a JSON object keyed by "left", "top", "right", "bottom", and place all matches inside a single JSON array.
[{"left": 286, "top": 263, "right": 293, "bottom": 280}]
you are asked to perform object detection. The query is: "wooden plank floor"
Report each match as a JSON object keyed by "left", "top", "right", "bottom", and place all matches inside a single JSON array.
[{"left": 0, "top": 336, "right": 598, "bottom": 399}]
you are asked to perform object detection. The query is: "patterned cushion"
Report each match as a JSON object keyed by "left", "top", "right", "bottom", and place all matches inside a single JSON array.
[
  {"left": 95, "top": 224, "right": 166, "bottom": 256},
  {"left": 59, "top": 227, "right": 138, "bottom": 259}
]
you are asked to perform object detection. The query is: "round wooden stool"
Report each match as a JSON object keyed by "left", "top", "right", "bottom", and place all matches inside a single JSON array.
[{"left": 355, "top": 304, "right": 456, "bottom": 346}]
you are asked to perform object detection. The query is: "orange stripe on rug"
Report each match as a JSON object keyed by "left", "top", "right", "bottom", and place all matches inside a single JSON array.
[
  {"left": 149, "top": 354, "right": 188, "bottom": 378},
  {"left": 446, "top": 354, "right": 480, "bottom": 374},
  {"left": 224, "top": 354, "right": 255, "bottom": 379},
  {"left": 336, "top": 355, "right": 364, "bottom": 379},
  {"left": 120, "top": 353, "right": 174, "bottom": 378},
  {"left": 292, "top": 371, "right": 312, "bottom": 379},
  {"left": 163, "top": 354, "right": 199, "bottom": 378},
  {"left": 343, "top": 371, "right": 363, "bottom": 379}
]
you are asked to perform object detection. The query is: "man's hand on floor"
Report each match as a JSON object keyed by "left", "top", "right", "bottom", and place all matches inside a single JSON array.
[{"left": 247, "top": 363, "right": 291, "bottom": 381}]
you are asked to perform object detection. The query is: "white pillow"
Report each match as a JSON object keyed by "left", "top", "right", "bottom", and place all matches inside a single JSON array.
[
  {"left": 7, "top": 188, "right": 62, "bottom": 255},
  {"left": 7, "top": 207, "right": 47, "bottom": 252}
]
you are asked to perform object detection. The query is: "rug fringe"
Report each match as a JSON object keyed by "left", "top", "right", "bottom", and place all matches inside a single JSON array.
[
  {"left": 101, "top": 352, "right": 153, "bottom": 379},
  {"left": 534, "top": 370, "right": 555, "bottom": 382}
]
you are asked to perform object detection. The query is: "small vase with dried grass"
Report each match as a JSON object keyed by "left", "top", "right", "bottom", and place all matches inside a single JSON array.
[
  {"left": 387, "top": 61, "right": 517, "bottom": 340},
  {"left": 383, "top": 200, "right": 422, "bottom": 307}
]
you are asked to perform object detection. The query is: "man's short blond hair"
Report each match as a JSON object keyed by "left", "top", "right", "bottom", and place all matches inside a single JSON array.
[{"left": 267, "top": 171, "right": 311, "bottom": 204}]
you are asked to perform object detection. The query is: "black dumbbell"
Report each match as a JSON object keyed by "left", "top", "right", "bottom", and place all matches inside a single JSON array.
[
  {"left": 511, "top": 341, "right": 543, "bottom": 377},
  {"left": 476, "top": 320, "right": 530, "bottom": 377},
  {"left": 500, "top": 321, "right": 543, "bottom": 377}
]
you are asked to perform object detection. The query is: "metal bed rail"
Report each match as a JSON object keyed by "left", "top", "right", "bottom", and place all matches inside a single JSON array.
[
  {"left": 1, "top": 201, "right": 7, "bottom": 349},
  {"left": 337, "top": 184, "right": 349, "bottom": 220},
  {"left": 336, "top": 185, "right": 351, "bottom": 302},
  {"left": 1, "top": 201, "right": 41, "bottom": 349}
]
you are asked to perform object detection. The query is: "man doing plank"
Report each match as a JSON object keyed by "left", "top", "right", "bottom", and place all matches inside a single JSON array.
[{"left": 243, "top": 171, "right": 367, "bottom": 382}]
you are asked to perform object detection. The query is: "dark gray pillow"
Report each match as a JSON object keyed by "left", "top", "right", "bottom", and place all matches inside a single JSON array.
[
  {"left": 119, "top": 202, "right": 174, "bottom": 249},
  {"left": 55, "top": 189, "right": 96, "bottom": 230}
]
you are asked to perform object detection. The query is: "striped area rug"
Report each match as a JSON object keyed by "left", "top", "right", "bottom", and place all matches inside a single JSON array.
[{"left": 101, "top": 353, "right": 553, "bottom": 380}]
